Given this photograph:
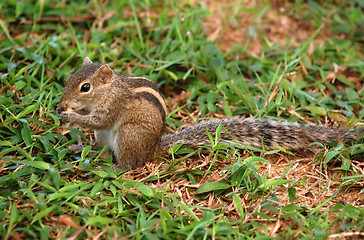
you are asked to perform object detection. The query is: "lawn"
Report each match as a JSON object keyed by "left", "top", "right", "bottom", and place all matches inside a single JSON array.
[{"left": 0, "top": 0, "right": 363, "bottom": 239}]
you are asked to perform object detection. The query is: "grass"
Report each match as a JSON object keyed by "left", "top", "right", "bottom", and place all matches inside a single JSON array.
[{"left": 0, "top": 0, "right": 363, "bottom": 239}]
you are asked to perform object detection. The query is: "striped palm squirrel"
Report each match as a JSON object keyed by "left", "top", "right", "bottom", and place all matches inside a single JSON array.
[{"left": 57, "top": 57, "right": 363, "bottom": 169}]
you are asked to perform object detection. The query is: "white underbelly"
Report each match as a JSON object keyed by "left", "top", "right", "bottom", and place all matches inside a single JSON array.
[{"left": 95, "top": 128, "right": 118, "bottom": 153}]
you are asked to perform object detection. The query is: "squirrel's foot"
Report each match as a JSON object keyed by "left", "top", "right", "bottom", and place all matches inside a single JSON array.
[
  {"left": 69, "top": 144, "right": 87, "bottom": 153},
  {"left": 60, "top": 111, "right": 77, "bottom": 123}
]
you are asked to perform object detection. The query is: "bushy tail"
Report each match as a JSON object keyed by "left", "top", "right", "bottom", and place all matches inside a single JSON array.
[{"left": 160, "top": 116, "right": 363, "bottom": 151}]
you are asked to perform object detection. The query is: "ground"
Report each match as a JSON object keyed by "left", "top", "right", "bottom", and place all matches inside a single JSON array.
[{"left": 0, "top": 0, "right": 363, "bottom": 238}]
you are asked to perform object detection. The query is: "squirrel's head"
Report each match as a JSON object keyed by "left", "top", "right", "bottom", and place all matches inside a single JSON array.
[{"left": 57, "top": 57, "right": 114, "bottom": 115}]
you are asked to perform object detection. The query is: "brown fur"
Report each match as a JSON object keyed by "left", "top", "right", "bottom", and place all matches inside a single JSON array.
[
  {"left": 58, "top": 57, "right": 166, "bottom": 169},
  {"left": 58, "top": 58, "right": 363, "bottom": 169},
  {"left": 160, "top": 117, "right": 363, "bottom": 151}
]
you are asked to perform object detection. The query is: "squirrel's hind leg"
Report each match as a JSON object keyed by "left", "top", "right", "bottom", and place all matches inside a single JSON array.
[{"left": 114, "top": 125, "right": 162, "bottom": 170}]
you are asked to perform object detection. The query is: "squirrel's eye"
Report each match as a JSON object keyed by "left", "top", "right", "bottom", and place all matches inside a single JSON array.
[{"left": 80, "top": 83, "right": 91, "bottom": 93}]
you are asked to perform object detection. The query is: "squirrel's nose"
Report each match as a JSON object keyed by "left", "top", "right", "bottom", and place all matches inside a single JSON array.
[{"left": 56, "top": 106, "right": 64, "bottom": 114}]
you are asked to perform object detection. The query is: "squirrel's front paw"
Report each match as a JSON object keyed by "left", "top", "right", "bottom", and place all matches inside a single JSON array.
[{"left": 60, "top": 111, "right": 76, "bottom": 123}]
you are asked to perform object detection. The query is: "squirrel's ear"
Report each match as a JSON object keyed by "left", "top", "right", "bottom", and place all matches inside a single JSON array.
[
  {"left": 83, "top": 57, "right": 93, "bottom": 66},
  {"left": 95, "top": 64, "right": 113, "bottom": 84}
]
